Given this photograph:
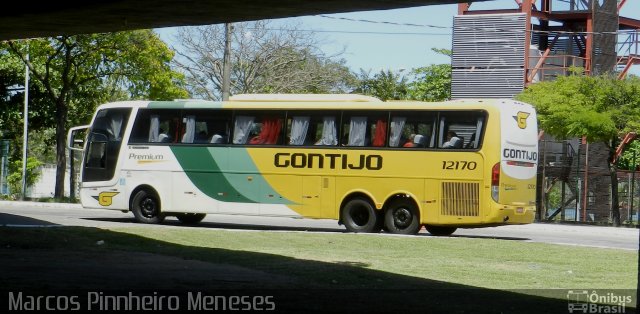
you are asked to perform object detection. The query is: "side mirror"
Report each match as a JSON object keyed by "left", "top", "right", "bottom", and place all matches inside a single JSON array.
[{"left": 67, "top": 125, "right": 90, "bottom": 152}]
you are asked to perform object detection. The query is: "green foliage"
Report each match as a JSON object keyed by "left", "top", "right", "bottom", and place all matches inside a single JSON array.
[
  {"left": 406, "top": 48, "right": 451, "bottom": 101},
  {"left": 1, "top": 30, "right": 188, "bottom": 197},
  {"left": 617, "top": 141, "right": 640, "bottom": 171},
  {"left": 407, "top": 63, "right": 451, "bottom": 101},
  {"left": 28, "top": 128, "right": 56, "bottom": 164},
  {"left": 353, "top": 69, "right": 408, "bottom": 101},
  {"left": 6, "top": 157, "right": 42, "bottom": 199},
  {"left": 354, "top": 48, "right": 452, "bottom": 102},
  {"left": 517, "top": 74, "right": 640, "bottom": 226},
  {"left": 516, "top": 74, "right": 640, "bottom": 142}
]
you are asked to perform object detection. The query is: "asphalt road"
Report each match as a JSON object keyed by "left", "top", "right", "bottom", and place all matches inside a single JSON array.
[{"left": 1, "top": 200, "right": 638, "bottom": 250}]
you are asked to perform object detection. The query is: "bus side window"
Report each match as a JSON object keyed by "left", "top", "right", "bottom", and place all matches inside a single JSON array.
[
  {"left": 371, "top": 118, "right": 387, "bottom": 147},
  {"left": 438, "top": 112, "right": 486, "bottom": 149},
  {"left": 391, "top": 112, "right": 435, "bottom": 148},
  {"left": 233, "top": 115, "right": 254, "bottom": 144},
  {"left": 288, "top": 116, "right": 311, "bottom": 146},
  {"left": 129, "top": 109, "right": 180, "bottom": 144},
  {"left": 175, "top": 110, "right": 232, "bottom": 145},
  {"left": 249, "top": 117, "right": 283, "bottom": 145},
  {"left": 314, "top": 116, "right": 338, "bottom": 146},
  {"left": 344, "top": 116, "right": 367, "bottom": 146},
  {"left": 389, "top": 116, "right": 406, "bottom": 147}
]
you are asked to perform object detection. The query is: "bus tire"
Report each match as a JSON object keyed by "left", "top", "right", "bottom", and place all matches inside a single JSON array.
[
  {"left": 341, "top": 197, "right": 381, "bottom": 233},
  {"left": 176, "top": 213, "right": 206, "bottom": 224},
  {"left": 131, "top": 189, "right": 165, "bottom": 224},
  {"left": 384, "top": 199, "right": 421, "bottom": 235},
  {"left": 425, "top": 225, "right": 457, "bottom": 236}
]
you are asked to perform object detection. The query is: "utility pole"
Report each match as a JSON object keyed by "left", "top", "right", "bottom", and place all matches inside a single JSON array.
[
  {"left": 21, "top": 47, "right": 29, "bottom": 200},
  {"left": 222, "top": 23, "right": 232, "bottom": 101}
]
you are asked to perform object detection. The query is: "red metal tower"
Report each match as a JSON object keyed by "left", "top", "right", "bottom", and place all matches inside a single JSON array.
[{"left": 458, "top": 0, "right": 640, "bottom": 83}]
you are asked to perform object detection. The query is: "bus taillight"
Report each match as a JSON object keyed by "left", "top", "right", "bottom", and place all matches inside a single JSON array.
[{"left": 491, "top": 162, "right": 500, "bottom": 202}]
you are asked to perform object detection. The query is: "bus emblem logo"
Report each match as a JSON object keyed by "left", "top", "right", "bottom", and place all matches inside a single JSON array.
[
  {"left": 93, "top": 191, "right": 120, "bottom": 206},
  {"left": 514, "top": 111, "right": 530, "bottom": 129}
]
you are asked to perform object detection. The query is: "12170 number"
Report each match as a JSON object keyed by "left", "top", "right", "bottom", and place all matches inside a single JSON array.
[{"left": 442, "top": 161, "right": 477, "bottom": 170}]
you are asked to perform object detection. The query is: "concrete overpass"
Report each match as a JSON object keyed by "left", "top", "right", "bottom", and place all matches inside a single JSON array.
[{"left": 0, "top": 0, "right": 476, "bottom": 40}]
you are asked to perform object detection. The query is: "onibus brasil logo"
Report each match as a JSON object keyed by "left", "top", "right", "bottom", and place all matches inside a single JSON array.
[{"left": 567, "top": 290, "right": 633, "bottom": 313}]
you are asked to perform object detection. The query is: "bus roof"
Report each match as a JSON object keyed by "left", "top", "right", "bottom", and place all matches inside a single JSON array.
[
  {"left": 94, "top": 96, "right": 532, "bottom": 112},
  {"left": 229, "top": 93, "right": 382, "bottom": 102}
]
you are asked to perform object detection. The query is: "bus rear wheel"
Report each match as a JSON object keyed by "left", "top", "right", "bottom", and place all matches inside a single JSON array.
[
  {"left": 131, "top": 189, "right": 165, "bottom": 224},
  {"left": 425, "top": 225, "right": 457, "bottom": 236},
  {"left": 176, "top": 213, "right": 206, "bottom": 224},
  {"left": 341, "top": 197, "right": 381, "bottom": 233},
  {"left": 384, "top": 199, "right": 421, "bottom": 235}
]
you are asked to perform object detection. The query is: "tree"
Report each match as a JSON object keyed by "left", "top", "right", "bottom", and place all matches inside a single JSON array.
[
  {"left": 3, "top": 30, "right": 188, "bottom": 199},
  {"left": 173, "top": 20, "right": 356, "bottom": 100},
  {"left": 407, "top": 48, "right": 452, "bottom": 101},
  {"left": 352, "top": 48, "right": 451, "bottom": 102},
  {"left": 516, "top": 74, "right": 640, "bottom": 226},
  {"left": 618, "top": 141, "right": 640, "bottom": 171},
  {"left": 353, "top": 69, "right": 409, "bottom": 101},
  {"left": 6, "top": 157, "right": 42, "bottom": 200}
]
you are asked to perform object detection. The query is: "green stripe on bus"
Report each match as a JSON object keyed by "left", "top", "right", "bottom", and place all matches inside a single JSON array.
[
  {"left": 170, "top": 146, "right": 292, "bottom": 204},
  {"left": 170, "top": 146, "right": 253, "bottom": 203},
  {"left": 218, "top": 148, "right": 294, "bottom": 204}
]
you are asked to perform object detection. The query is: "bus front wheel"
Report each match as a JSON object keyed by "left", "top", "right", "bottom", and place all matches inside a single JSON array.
[
  {"left": 384, "top": 199, "right": 421, "bottom": 235},
  {"left": 341, "top": 197, "right": 381, "bottom": 233},
  {"left": 176, "top": 213, "right": 206, "bottom": 224},
  {"left": 425, "top": 225, "right": 457, "bottom": 236},
  {"left": 131, "top": 189, "right": 165, "bottom": 224}
]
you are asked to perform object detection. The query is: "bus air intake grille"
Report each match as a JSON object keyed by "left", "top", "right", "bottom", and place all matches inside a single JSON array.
[{"left": 441, "top": 182, "right": 480, "bottom": 216}]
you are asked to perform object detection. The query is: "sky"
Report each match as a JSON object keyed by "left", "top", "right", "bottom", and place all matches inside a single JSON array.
[{"left": 155, "top": 0, "right": 640, "bottom": 75}]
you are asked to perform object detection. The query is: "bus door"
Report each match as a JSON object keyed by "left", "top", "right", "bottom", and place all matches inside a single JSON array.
[
  {"left": 81, "top": 108, "right": 131, "bottom": 209},
  {"left": 301, "top": 176, "right": 335, "bottom": 218},
  {"left": 423, "top": 178, "right": 440, "bottom": 224}
]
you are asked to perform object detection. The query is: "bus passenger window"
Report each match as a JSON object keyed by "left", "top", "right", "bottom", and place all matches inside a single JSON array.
[
  {"left": 288, "top": 116, "right": 310, "bottom": 146},
  {"left": 315, "top": 116, "right": 338, "bottom": 146},
  {"left": 249, "top": 117, "right": 283, "bottom": 145},
  {"left": 371, "top": 119, "right": 387, "bottom": 147},
  {"left": 346, "top": 116, "right": 367, "bottom": 146},
  {"left": 438, "top": 112, "right": 485, "bottom": 149},
  {"left": 391, "top": 112, "right": 435, "bottom": 148},
  {"left": 443, "top": 131, "right": 463, "bottom": 148},
  {"left": 181, "top": 115, "right": 196, "bottom": 143},
  {"left": 129, "top": 109, "right": 180, "bottom": 144},
  {"left": 389, "top": 117, "right": 407, "bottom": 147},
  {"left": 233, "top": 116, "right": 255, "bottom": 144}
]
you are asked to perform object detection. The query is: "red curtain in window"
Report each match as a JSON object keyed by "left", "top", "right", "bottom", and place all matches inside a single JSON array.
[
  {"left": 372, "top": 119, "right": 387, "bottom": 147},
  {"left": 249, "top": 118, "right": 282, "bottom": 145}
]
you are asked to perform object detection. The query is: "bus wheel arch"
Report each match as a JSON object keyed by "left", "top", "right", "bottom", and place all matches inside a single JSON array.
[
  {"left": 130, "top": 185, "right": 166, "bottom": 224},
  {"left": 383, "top": 194, "right": 421, "bottom": 235},
  {"left": 339, "top": 193, "right": 382, "bottom": 233}
]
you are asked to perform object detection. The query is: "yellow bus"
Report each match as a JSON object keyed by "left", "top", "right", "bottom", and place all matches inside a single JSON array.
[{"left": 68, "top": 94, "right": 538, "bottom": 236}]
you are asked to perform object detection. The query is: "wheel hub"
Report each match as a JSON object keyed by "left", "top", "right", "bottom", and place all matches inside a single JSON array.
[
  {"left": 393, "top": 208, "right": 412, "bottom": 228},
  {"left": 141, "top": 198, "right": 156, "bottom": 217}
]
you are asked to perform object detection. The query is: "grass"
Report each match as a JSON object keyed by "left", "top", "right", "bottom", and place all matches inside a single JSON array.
[
  {"left": 1, "top": 226, "right": 635, "bottom": 290},
  {"left": 2, "top": 226, "right": 636, "bottom": 312}
]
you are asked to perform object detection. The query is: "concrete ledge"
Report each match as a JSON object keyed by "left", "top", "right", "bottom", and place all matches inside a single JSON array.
[{"left": 0, "top": 200, "right": 82, "bottom": 209}]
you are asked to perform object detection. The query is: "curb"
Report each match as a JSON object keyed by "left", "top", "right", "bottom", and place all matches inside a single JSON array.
[{"left": 0, "top": 200, "right": 82, "bottom": 209}]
